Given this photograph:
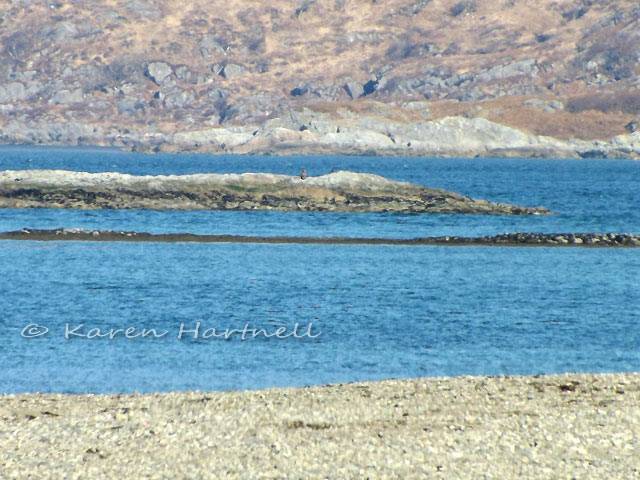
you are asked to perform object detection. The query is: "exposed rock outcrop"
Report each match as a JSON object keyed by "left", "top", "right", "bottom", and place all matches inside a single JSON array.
[
  {"left": 1, "top": 113, "right": 638, "bottom": 158},
  {"left": 145, "top": 62, "right": 173, "bottom": 85},
  {"left": 0, "top": 170, "right": 549, "bottom": 214},
  {"left": 167, "top": 115, "right": 640, "bottom": 159}
]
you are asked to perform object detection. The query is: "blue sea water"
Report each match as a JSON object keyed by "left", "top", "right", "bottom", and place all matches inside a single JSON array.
[{"left": 0, "top": 147, "right": 639, "bottom": 393}]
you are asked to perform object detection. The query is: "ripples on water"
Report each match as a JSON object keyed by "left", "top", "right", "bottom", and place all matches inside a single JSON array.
[{"left": 0, "top": 147, "right": 638, "bottom": 393}]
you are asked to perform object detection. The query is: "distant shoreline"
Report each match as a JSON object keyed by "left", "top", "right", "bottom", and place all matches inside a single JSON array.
[
  {"left": 2, "top": 229, "right": 639, "bottom": 247},
  {"left": 0, "top": 113, "right": 639, "bottom": 161},
  {"left": 0, "top": 142, "right": 632, "bottom": 161},
  {"left": 0, "top": 131, "right": 638, "bottom": 160}
]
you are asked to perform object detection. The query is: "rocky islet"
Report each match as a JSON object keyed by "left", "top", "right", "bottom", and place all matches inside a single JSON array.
[{"left": 0, "top": 170, "right": 549, "bottom": 215}]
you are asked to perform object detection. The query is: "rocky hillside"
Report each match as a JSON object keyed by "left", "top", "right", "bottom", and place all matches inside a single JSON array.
[{"left": 0, "top": 0, "right": 639, "bottom": 157}]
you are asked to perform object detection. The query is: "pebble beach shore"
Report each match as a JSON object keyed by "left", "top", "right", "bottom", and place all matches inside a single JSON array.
[{"left": 1, "top": 373, "right": 639, "bottom": 479}]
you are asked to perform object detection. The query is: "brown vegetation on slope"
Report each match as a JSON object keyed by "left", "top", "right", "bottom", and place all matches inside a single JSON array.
[{"left": 0, "top": 0, "right": 638, "bottom": 148}]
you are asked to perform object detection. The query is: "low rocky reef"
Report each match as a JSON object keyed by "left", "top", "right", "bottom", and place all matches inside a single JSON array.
[
  {"left": 0, "top": 170, "right": 548, "bottom": 215},
  {"left": 438, "top": 232, "right": 640, "bottom": 247},
  {"left": 2, "top": 230, "right": 639, "bottom": 247}
]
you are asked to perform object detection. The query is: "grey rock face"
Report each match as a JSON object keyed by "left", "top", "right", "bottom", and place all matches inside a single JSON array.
[
  {"left": 162, "top": 113, "right": 639, "bottom": 159},
  {"left": 117, "top": 97, "right": 145, "bottom": 114},
  {"left": 41, "top": 21, "right": 79, "bottom": 43},
  {"left": 210, "top": 64, "right": 224, "bottom": 76},
  {"left": 220, "top": 64, "right": 245, "bottom": 79},
  {"left": 476, "top": 59, "right": 538, "bottom": 83},
  {"left": 380, "top": 68, "right": 473, "bottom": 100},
  {"left": 308, "top": 83, "right": 347, "bottom": 101},
  {"left": 199, "top": 35, "right": 226, "bottom": 58},
  {"left": 207, "top": 88, "right": 228, "bottom": 100},
  {"left": 126, "top": 0, "right": 164, "bottom": 20},
  {"left": 450, "top": 1, "right": 476, "bottom": 16},
  {"left": 49, "top": 88, "right": 84, "bottom": 105},
  {"left": 0, "top": 82, "right": 27, "bottom": 103},
  {"left": 145, "top": 62, "right": 173, "bottom": 85},
  {"left": 174, "top": 65, "right": 200, "bottom": 85},
  {"left": 398, "top": 0, "right": 432, "bottom": 16},
  {"left": 344, "top": 81, "right": 364, "bottom": 99},
  {"left": 294, "top": 0, "right": 317, "bottom": 18},
  {"left": 230, "top": 93, "right": 286, "bottom": 123},
  {"left": 163, "top": 89, "right": 196, "bottom": 109}
]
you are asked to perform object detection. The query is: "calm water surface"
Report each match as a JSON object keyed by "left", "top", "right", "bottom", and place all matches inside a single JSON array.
[{"left": 0, "top": 147, "right": 638, "bottom": 393}]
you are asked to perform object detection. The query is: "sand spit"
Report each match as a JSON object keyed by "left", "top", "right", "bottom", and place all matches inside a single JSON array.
[
  {"left": 2, "top": 229, "right": 640, "bottom": 247},
  {"left": 1, "top": 373, "right": 639, "bottom": 478},
  {"left": 0, "top": 170, "right": 548, "bottom": 215}
]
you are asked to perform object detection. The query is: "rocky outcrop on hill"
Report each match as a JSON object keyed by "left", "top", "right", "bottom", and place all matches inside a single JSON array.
[{"left": 0, "top": 170, "right": 549, "bottom": 214}]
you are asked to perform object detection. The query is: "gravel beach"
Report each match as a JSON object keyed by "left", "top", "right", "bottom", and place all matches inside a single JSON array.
[{"left": 1, "top": 373, "right": 639, "bottom": 479}]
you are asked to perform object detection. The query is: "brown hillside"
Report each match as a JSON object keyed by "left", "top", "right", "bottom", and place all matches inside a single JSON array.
[{"left": 0, "top": 0, "right": 638, "bottom": 147}]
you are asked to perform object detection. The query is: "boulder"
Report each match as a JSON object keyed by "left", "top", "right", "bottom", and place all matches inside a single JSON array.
[
  {"left": 450, "top": 1, "right": 476, "bottom": 17},
  {"left": 49, "top": 88, "right": 84, "bottom": 105},
  {"left": 198, "top": 35, "right": 226, "bottom": 58},
  {"left": 290, "top": 86, "right": 309, "bottom": 97},
  {"left": 399, "top": 0, "right": 432, "bottom": 16},
  {"left": 145, "top": 62, "right": 173, "bottom": 85},
  {"left": 164, "top": 89, "right": 196, "bottom": 109},
  {"left": 294, "top": 0, "right": 317, "bottom": 18},
  {"left": 175, "top": 66, "right": 196, "bottom": 84},
  {"left": 211, "top": 64, "right": 225, "bottom": 76},
  {"left": 344, "top": 81, "right": 364, "bottom": 99},
  {"left": 126, "top": 0, "right": 164, "bottom": 20},
  {"left": 308, "top": 84, "right": 346, "bottom": 101},
  {"left": 220, "top": 64, "right": 245, "bottom": 79},
  {"left": 476, "top": 59, "right": 538, "bottom": 83},
  {"left": 207, "top": 88, "right": 228, "bottom": 100}
]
